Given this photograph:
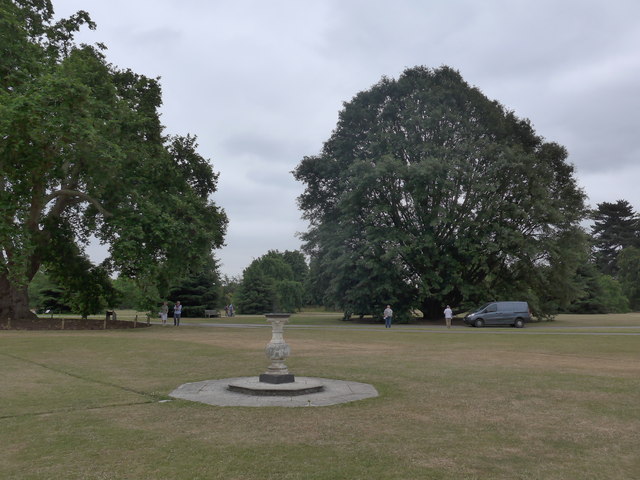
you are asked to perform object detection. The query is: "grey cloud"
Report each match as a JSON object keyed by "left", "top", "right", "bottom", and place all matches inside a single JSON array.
[{"left": 220, "top": 134, "right": 307, "bottom": 164}]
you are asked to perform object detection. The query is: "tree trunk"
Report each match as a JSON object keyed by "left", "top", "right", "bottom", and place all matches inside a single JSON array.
[{"left": 0, "top": 274, "right": 38, "bottom": 321}]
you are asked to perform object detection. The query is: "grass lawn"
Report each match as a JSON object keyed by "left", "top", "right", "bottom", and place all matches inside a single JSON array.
[{"left": 1, "top": 314, "right": 639, "bottom": 479}]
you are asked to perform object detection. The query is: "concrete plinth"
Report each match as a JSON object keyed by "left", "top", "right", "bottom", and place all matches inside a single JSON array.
[{"left": 169, "top": 376, "right": 379, "bottom": 407}]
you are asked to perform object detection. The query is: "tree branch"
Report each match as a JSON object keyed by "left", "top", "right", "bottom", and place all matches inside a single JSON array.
[{"left": 44, "top": 189, "right": 113, "bottom": 217}]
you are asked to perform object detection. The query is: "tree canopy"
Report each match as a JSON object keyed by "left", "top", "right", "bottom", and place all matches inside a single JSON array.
[
  {"left": 294, "top": 66, "right": 587, "bottom": 319},
  {"left": 590, "top": 200, "right": 639, "bottom": 276},
  {"left": 235, "top": 250, "right": 308, "bottom": 314},
  {"left": 0, "top": 1, "right": 227, "bottom": 320},
  {"left": 168, "top": 255, "right": 223, "bottom": 317}
]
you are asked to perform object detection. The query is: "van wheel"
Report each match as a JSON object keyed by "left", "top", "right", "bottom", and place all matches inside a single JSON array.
[
  {"left": 474, "top": 319, "right": 484, "bottom": 328},
  {"left": 514, "top": 318, "right": 524, "bottom": 328}
]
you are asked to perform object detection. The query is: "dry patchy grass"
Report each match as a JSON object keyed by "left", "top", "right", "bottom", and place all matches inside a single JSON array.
[{"left": 1, "top": 324, "right": 639, "bottom": 479}]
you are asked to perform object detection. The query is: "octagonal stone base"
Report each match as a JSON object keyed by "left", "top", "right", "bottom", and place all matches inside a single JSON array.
[{"left": 169, "top": 376, "right": 379, "bottom": 407}]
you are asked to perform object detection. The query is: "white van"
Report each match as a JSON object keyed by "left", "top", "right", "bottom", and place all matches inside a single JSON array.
[{"left": 463, "top": 301, "right": 531, "bottom": 328}]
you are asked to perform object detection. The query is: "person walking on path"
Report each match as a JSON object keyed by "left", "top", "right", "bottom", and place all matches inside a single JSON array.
[
  {"left": 173, "top": 301, "right": 182, "bottom": 326},
  {"left": 383, "top": 305, "right": 393, "bottom": 328},
  {"left": 444, "top": 305, "right": 453, "bottom": 328},
  {"left": 160, "top": 301, "right": 169, "bottom": 325}
]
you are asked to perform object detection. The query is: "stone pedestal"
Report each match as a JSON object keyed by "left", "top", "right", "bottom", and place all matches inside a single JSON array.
[
  {"left": 226, "top": 313, "right": 326, "bottom": 397},
  {"left": 260, "top": 313, "right": 294, "bottom": 384}
]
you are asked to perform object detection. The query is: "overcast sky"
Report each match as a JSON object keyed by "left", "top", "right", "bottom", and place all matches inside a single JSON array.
[{"left": 53, "top": 0, "right": 640, "bottom": 277}]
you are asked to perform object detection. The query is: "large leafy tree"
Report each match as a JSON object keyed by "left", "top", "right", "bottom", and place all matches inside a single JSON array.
[
  {"left": 0, "top": 1, "right": 227, "bottom": 320},
  {"left": 591, "top": 200, "right": 639, "bottom": 276},
  {"left": 236, "top": 250, "right": 307, "bottom": 314},
  {"left": 294, "top": 66, "right": 587, "bottom": 319}
]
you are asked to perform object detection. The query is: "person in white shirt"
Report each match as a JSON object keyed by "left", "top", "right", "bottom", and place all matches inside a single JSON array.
[{"left": 444, "top": 305, "right": 453, "bottom": 328}]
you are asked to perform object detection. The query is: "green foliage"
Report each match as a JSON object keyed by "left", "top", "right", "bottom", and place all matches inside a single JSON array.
[
  {"left": 27, "top": 267, "right": 114, "bottom": 317},
  {"left": 294, "top": 66, "right": 587, "bottom": 319},
  {"left": 236, "top": 250, "right": 308, "bottom": 314},
  {"left": 618, "top": 246, "right": 640, "bottom": 310},
  {"left": 591, "top": 200, "right": 640, "bottom": 275},
  {"left": 518, "top": 227, "right": 591, "bottom": 317},
  {"left": 28, "top": 269, "right": 55, "bottom": 310},
  {"left": 235, "top": 268, "right": 276, "bottom": 314},
  {"left": 281, "top": 250, "right": 308, "bottom": 283},
  {"left": 168, "top": 255, "right": 223, "bottom": 317},
  {"left": 569, "top": 262, "right": 630, "bottom": 314},
  {"left": 37, "top": 286, "right": 70, "bottom": 314},
  {"left": 37, "top": 217, "right": 117, "bottom": 318},
  {"left": 275, "top": 280, "right": 305, "bottom": 313},
  {"left": 28, "top": 270, "right": 70, "bottom": 313},
  {"left": 112, "top": 276, "right": 144, "bottom": 309},
  {"left": 221, "top": 274, "right": 241, "bottom": 306},
  {"left": 595, "top": 275, "right": 630, "bottom": 313},
  {"left": 0, "top": 2, "right": 227, "bottom": 319},
  {"left": 62, "top": 264, "right": 116, "bottom": 318}
]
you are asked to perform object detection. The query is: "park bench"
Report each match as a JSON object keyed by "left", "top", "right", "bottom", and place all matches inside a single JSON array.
[{"left": 204, "top": 309, "right": 220, "bottom": 318}]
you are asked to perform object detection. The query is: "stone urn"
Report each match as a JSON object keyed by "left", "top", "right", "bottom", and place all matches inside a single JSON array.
[{"left": 259, "top": 313, "right": 294, "bottom": 384}]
